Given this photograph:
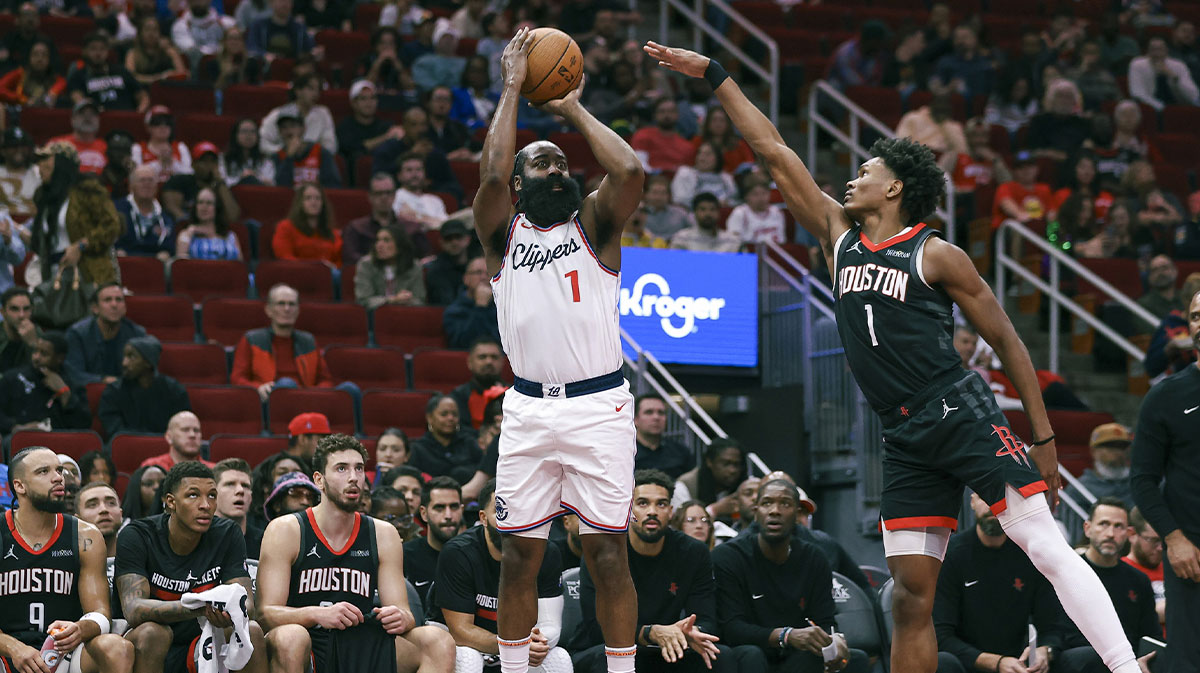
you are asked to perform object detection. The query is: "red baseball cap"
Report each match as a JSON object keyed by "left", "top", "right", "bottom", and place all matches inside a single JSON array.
[
  {"left": 288, "top": 412, "right": 331, "bottom": 436},
  {"left": 144, "top": 105, "right": 172, "bottom": 125},
  {"left": 192, "top": 141, "right": 220, "bottom": 158}
]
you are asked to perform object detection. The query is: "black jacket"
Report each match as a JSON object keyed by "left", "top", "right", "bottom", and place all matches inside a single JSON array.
[
  {"left": 0, "top": 364, "right": 90, "bottom": 435},
  {"left": 98, "top": 373, "right": 190, "bottom": 437}
]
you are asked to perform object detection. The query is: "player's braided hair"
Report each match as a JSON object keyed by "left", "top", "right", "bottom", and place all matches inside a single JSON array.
[{"left": 869, "top": 136, "right": 946, "bottom": 227}]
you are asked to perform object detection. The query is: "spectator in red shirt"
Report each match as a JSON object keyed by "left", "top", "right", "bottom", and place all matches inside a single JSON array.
[
  {"left": 992, "top": 151, "right": 1055, "bottom": 229},
  {"left": 139, "top": 410, "right": 216, "bottom": 471},
  {"left": 272, "top": 182, "right": 343, "bottom": 268},
  {"left": 50, "top": 99, "right": 107, "bottom": 174},
  {"left": 0, "top": 37, "right": 65, "bottom": 108},
  {"left": 631, "top": 97, "right": 695, "bottom": 173},
  {"left": 1123, "top": 506, "right": 1166, "bottom": 627}
]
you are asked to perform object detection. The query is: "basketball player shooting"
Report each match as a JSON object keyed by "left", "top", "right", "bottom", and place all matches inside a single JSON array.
[
  {"left": 643, "top": 41, "right": 1143, "bottom": 673},
  {"left": 473, "top": 27, "right": 644, "bottom": 673}
]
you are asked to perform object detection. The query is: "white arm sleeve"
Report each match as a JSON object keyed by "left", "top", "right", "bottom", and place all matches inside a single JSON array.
[{"left": 534, "top": 595, "right": 564, "bottom": 649}]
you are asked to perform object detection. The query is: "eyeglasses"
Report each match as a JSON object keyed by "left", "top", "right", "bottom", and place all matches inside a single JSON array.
[
  {"left": 286, "top": 487, "right": 315, "bottom": 500},
  {"left": 379, "top": 513, "right": 413, "bottom": 524},
  {"left": 685, "top": 516, "right": 711, "bottom": 524},
  {"left": 1137, "top": 533, "right": 1163, "bottom": 548}
]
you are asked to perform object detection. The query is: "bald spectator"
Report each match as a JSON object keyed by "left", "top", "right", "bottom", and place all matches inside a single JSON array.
[
  {"left": 634, "top": 394, "right": 694, "bottom": 480},
  {"left": 0, "top": 331, "right": 90, "bottom": 439},
  {"left": 114, "top": 165, "right": 176, "bottom": 260},
  {"left": 66, "top": 283, "right": 147, "bottom": 385},
  {"left": 632, "top": 98, "right": 696, "bottom": 173},
  {"left": 98, "top": 335, "right": 190, "bottom": 437},
  {"left": 139, "top": 410, "right": 214, "bottom": 471},
  {"left": 0, "top": 287, "right": 39, "bottom": 373},
  {"left": 1138, "top": 255, "right": 1178, "bottom": 322},
  {"left": 1129, "top": 36, "right": 1200, "bottom": 110}
]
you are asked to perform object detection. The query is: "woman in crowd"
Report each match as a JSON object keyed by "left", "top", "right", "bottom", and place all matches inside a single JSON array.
[
  {"left": 222, "top": 118, "right": 275, "bottom": 186},
  {"left": 132, "top": 106, "right": 192, "bottom": 181},
  {"left": 125, "top": 15, "right": 188, "bottom": 85},
  {"left": 673, "top": 438, "right": 747, "bottom": 521},
  {"left": 122, "top": 464, "right": 166, "bottom": 523},
  {"left": 671, "top": 140, "right": 738, "bottom": 208},
  {"left": 409, "top": 394, "right": 481, "bottom": 485},
  {"left": 78, "top": 450, "right": 116, "bottom": 487},
  {"left": 175, "top": 187, "right": 242, "bottom": 260},
  {"left": 273, "top": 182, "right": 342, "bottom": 268},
  {"left": 0, "top": 38, "right": 65, "bottom": 107},
  {"left": 250, "top": 453, "right": 310, "bottom": 527},
  {"left": 1053, "top": 152, "right": 1114, "bottom": 221},
  {"left": 984, "top": 71, "right": 1038, "bottom": 136},
  {"left": 360, "top": 26, "right": 406, "bottom": 94},
  {"left": 31, "top": 142, "right": 121, "bottom": 285},
  {"left": 207, "top": 26, "right": 263, "bottom": 90},
  {"left": 693, "top": 106, "right": 754, "bottom": 174},
  {"left": 260, "top": 73, "right": 338, "bottom": 154},
  {"left": 355, "top": 224, "right": 425, "bottom": 309},
  {"left": 671, "top": 500, "right": 715, "bottom": 550},
  {"left": 374, "top": 427, "right": 411, "bottom": 485}
]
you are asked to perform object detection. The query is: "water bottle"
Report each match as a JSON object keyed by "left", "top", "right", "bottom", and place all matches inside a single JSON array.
[{"left": 40, "top": 634, "right": 60, "bottom": 670}]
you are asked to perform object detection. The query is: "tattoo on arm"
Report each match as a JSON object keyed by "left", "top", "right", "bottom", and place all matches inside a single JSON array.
[
  {"left": 82, "top": 537, "right": 92, "bottom": 552},
  {"left": 116, "top": 574, "right": 196, "bottom": 626}
]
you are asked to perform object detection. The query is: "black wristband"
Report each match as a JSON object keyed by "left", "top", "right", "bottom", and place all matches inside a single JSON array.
[
  {"left": 1031, "top": 434, "right": 1056, "bottom": 447},
  {"left": 704, "top": 59, "right": 730, "bottom": 90},
  {"left": 639, "top": 624, "right": 653, "bottom": 644}
]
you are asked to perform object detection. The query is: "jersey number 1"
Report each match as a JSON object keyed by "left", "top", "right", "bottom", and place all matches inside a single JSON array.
[
  {"left": 865, "top": 304, "right": 879, "bottom": 346},
  {"left": 564, "top": 270, "right": 580, "bottom": 303}
]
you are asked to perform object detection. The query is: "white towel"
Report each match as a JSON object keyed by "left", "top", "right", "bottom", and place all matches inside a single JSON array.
[{"left": 181, "top": 583, "right": 254, "bottom": 672}]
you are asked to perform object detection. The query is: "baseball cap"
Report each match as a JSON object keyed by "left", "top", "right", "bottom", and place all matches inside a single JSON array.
[
  {"left": 73, "top": 98, "right": 99, "bottom": 115},
  {"left": 144, "top": 105, "right": 172, "bottom": 125},
  {"left": 264, "top": 471, "right": 321, "bottom": 517},
  {"left": 350, "top": 79, "right": 376, "bottom": 100},
  {"left": 2, "top": 127, "right": 32, "bottom": 148},
  {"left": 288, "top": 412, "right": 331, "bottom": 437},
  {"left": 441, "top": 219, "right": 469, "bottom": 239},
  {"left": 192, "top": 141, "right": 220, "bottom": 158},
  {"left": 795, "top": 486, "right": 817, "bottom": 514},
  {"left": 1089, "top": 422, "right": 1132, "bottom": 448}
]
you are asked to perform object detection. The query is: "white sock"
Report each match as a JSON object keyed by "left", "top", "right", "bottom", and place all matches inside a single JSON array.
[
  {"left": 605, "top": 645, "right": 636, "bottom": 673},
  {"left": 998, "top": 487, "right": 1139, "bottom": 673},
  {"left": 497, "top": 634, "right": 531, "bottom": 673}
]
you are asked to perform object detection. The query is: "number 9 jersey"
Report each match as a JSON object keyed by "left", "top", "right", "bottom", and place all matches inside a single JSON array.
[
  {"left": 0, "top": 512, "right": 82, "bottom": 647},
  {"left": 832, "top": 223, "right": 962, "bottom": 414}
]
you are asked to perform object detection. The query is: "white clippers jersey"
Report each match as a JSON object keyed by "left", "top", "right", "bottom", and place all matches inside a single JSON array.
[{"left": 491, "top": 211, "right": 624, "bottom": 383}]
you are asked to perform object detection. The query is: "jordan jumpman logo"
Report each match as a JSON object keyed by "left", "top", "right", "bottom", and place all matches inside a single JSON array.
[{"left": 942, "top": 399, "right": 959, "bottom": 419}]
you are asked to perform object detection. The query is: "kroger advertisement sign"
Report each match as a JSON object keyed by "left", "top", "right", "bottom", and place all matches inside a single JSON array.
[{"left": 619, "top": 248, "right": 758, "bottom": 367}]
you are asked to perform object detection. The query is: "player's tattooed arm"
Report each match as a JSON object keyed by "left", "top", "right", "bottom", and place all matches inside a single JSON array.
[{"left": 116, "top": 574, "right": 201, "bottom": 627}]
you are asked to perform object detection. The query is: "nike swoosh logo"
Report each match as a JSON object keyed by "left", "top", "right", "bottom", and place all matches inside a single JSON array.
[
  {"left": 964, "top": 580, "right": 978, "bottom": 587},
  {"left": 616, "top": 403, "right": 627, "bottom": 412},
  {"left": 1187, "top": 406, "right": 1199, "bottom": 414},
  {"left": 752, "top": 594, "right": 764, "bottom": 599},
  {"left": 415, "top": 581, "right": 431, "bottom": 586}
]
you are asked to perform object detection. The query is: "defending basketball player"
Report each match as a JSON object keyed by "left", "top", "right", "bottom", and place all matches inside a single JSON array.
[
  {"left": 1, "top": 447, "right": 133, "bottom": 673},
  {"left": 256, "top": 434, "right": 454, "bottom": 673},
  {"left": 643, "top": 42, "right": 1143, "bottom": 673},
  {"left": 474, "top": 27, "right": 644, "bottom": 673}
]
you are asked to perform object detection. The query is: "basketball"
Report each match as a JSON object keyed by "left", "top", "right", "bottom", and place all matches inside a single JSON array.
[{"left": 521, "top": 27, "right": 583, "bottom": 104}]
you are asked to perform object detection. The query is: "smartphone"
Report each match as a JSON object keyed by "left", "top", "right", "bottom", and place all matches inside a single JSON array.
[{"left": 1138, "top": 636, "right": 1167, "bottom": 673}]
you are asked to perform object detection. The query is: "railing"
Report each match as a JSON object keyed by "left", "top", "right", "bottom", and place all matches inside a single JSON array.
[
  {"left": 807, "top": 81, "right": 957, "bottom": 244},
  {"left": 659, "top": 0, "right": 779, "bottom": 124},
  {"left": 994, "top": 219, "right": 1158, "bottom": 373}
]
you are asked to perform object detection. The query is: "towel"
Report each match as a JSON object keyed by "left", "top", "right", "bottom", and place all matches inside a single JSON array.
[{"left": 181, "top": 583, "right": 254, "bottom": 673}]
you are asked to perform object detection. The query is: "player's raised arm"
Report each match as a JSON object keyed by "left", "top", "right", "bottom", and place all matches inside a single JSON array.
[
  {"left": 474, "top": 27, "right": 534, "bottom": 262},
  {"left": 644, "top": 42, "right": 851, "bottom": 252}
]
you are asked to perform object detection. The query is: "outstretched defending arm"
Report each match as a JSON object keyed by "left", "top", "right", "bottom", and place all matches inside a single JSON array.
[
  {"left": 474, "top": 28, "right": 534, "bottom": 268},
  {"left": 644, "top": 42, "right": 852, "bottom": 258}
]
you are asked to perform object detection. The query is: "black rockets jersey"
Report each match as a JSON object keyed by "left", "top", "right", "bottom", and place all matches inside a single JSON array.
[
  {"left": 0, "top": 511, "right": 82, "bottom": 646},
  {"left": 832, "top": 223, "right": 962, "bottom": 412},
  {"left": 287, "top": 509, "right": 378, "bottom": 614}
]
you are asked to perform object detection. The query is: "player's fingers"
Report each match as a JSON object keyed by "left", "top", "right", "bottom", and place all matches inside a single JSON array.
[{"left": 347, "top": 603, "right": 365, "bottom": 622}]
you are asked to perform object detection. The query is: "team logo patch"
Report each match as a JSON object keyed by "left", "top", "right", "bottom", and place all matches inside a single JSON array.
[
  {"left": 494, "top": 496, "right": 509, "bottom": 521},
  {"left": 992, "top": 425, "right": 1031, "bottom": 468}
]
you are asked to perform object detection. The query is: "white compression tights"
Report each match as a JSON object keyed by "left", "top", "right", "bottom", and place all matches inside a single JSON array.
[{"left": 996, "top": 485, "right": 1138, "bottom": 673}]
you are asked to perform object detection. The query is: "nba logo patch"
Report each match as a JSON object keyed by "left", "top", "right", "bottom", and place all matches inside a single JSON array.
[{"left": 495, "top": 496, "right": 509, "bottom": 521}]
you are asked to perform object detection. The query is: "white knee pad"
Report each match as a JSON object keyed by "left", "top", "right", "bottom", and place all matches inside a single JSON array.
[
  {"left": 882, "top": 524, "right": 952, "bottom": 561},
  {"left": 531, "top": 647, "right": 574, "bottom": 673},
  {"left": 454, "top": 646, "right": 486, "bottom": 673}
]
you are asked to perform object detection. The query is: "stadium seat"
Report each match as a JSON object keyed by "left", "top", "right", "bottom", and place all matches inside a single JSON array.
[
  {"left": 150, "top": 83, "right": 216, "bottom": 115},
  {"left": 319, "top": 89, "right": 352, "bottom": 122},
  {"left": 124, "top": 295, "right": 195, "bottom": 343},
  {"left": 21, "top": 108, "right": 71, "bottom": 144},
  {"left": 187, "top": 385, "right": 265, "bottom": 436},
  {"left": 41, "top": 15, "right": 94, "bottom": 46},
  {"left": 325, "top": 347, "right": 407, "bottom": 390},
  {"left": 200, "top": 298, "right": 265, "bottom": 347},
  {"left": 906, "top": 90, "right": 966, "bottom": 120},
  {"left": 255, "top": 260, "right": 335, "bottom": 302},
  {"left": 411, "top": 349, "right": 473, "bottom": 393},
  {"left": 9, "top": 430, "right": 102, "bottom": 462},
  {"left": 432, "top": 191, "right": 459, "bottom": 213},
  {"left": 361, "top": 390, "right": 431, "bottom": 437},
  {"left": 831, "top": 571, "right": 883, "bottom": 657},
  {"left": 406, "top": 580, "right": 425, "bottom": 626},
  {"left": 232, "top": 185, "right": 294, "bottom": 230},
  {"left": 879, "top": 578, "right": 894, "bottom": 640},
  {"left": 117, "top": 257, "right": 167, "bottom": 294},
  {"left": 450, "top": 160, "right": 481, "bottom": 205},
  {"left": 354, "top": 155, "right": 374, "bottom": 188},
  {"left": 845, "top": 86, "right": 902, "bottom": 127},
  {"left": 548, "top": 133, "right": 601, "bottom": 177},
  {"left": 325, "top": 188, "right": 372, "bottom": 230},
  {"left": 171, "top": 259, "right": 250, "bottom": 303},
  {"left": 99, "top": 111, "right": 147, "bottom": 142},
  {"left": 858, "top": 565, "right": 892, "bottom": 591},
  {"left": 341, "top": 262, "right": 357, "bottom": 302},
  {"left": 86, "top": 382, "right": 106, "bottom": 436},
  {"left": 1076, "top": 258, "right": 1141, "bottom": 299},
  {"left": 110, "top": 432, "right": 169, "bottom": 475},
  {"left": 295, "top": 303, "right": 369, "bottom": 347},
  {"left": 223, "top": 84, "right": 289, "bottom": 119},
  {"left": 1154, "top": 133, "right": 1200, "bottom": 167},
  {"left": 315, "top": 30, "right": 372, "bottom": 76},
  {"left": 559, "top": 567, "right": 584, "bottom": 651},
  {"left": 268, "top": 388, "right": 356, "bottom": 435},
  {"left": 176, "top": 113, "right": 240, "bottom": 147},
  {"left": 209, "top": 434, "right": 288, "bottom": 465},
  {"left": 354, "top": 3, "right": 382, "bottom": 31},
  {"left": 373, "top": 305, "right": 447, "bottom": 352},
  {"left": 1162, "top": 104, "right": 1200, "bottom": 134},
  {"left": 159, "top": 343, "right": 228, "bottom": 384}
]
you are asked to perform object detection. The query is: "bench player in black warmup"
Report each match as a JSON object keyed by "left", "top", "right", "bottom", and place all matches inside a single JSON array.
[
  {"left": 116, "top": 461, "right": 269, "bottom": 673},
  {"left": 643, "top": 42, "right": 1142, "bottom": 673},
  {"left": 1, "top": 447, "right": 133, "bottom": 673},
  {"left": 257, "top": 434, "right": 454, "bottom": 673}
]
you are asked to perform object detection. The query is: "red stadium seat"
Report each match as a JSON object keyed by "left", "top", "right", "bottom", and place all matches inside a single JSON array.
[
  {"left": 110, "top": 433, "right": 169, "bottom": 475},
  {"left": 159, "top": 343, "right": 229, "bottom": 384},
  {"left": 354, "top": 3, "right": 382, "bottom": 31},
  {"left": 315, "top": 30, "right": 371, "bottom": 75},
  {"left": 99, "top": 111, "right": 147, "bottom": 142},
  {"left": 232, "top": 185, "right": 294, "bottom": 229},
  {"left": 1156, "top": 165, "right": 1191, "bottom": 201},
  {"left": 223, "top": 85, "right": 289, "bottom": 119},
  {"left": 845, "top": 86, "right": 902, "bottom": 127},
  {"left": 176, "top": 113, "right": 240, "bottom": 147},
  {"left": 319, "top": 89, "right": 352, "bottom": 123},
  {"left": 200, "top": 298, "right": 264, "bottom": 347},
  {"left": 373, "top": 305, "right": 447, "bottom": 352},
  {"left": 10, "top": 430, "right": 103, "bottom": 461},
  {"left": 118, "top": 256, "right": 167, "bottom": 294},
  {"left": 1076, "top": 259, "right": 1141, "bottom": 299},
  {"left": 124, "top": 295, "right": 195, "bottom": 343},
  {"left": 86, "top": 382, "right": 106, "bottom": 436},
  {"left": 325, "top": 347, "right": 408, "bottom": 390},
  {"left": 41, "top": 15, "right": 94, "bottom": 46},
  {"left": 450, "top": 160, "right": 481, "bottom": 205},
  {"left": 1155, "top": 133, "right": 1200, "bottom": 167},
  {"left": 905, "top": 91, "right": 967, "bottom": 120},
  {"left": 296, "top": 303, "right": 369, "bottom": 346},
  {"left": 267, "top": 388, "right": 356, "bottom": 435},
  {"left": 187, "top": 385, "right": 264, "bottom": 436},
  {"left": 473, "top": 127, "right": 536, "bottom": 149},
  {"left": 355, "top": 155, "right": 374, "bottom": 188},
  {"left": 22, "top": 108, "right": 71, "bottom": 144},
  {"left": 341, "top": 262, "right": 357, "bottom": 301},
  {"left": 325, "top": 188, "right": 372, "bottom": 230},
  {"left": 432, "top": 191, "right": 460, "bottom": 213},
  {"left": 255, "top": 260, "right": 335, "bottom": 302},
  {"left": 548, "top": 133, "right": 601, "bottom": 177},
  {"left": 361, "top": 390, "right": 432, "bottom": 437},
  {"left": 171, "top": 259, "right": 250, "bottom": 303},
  {"left": 1162, "top": 105, "right": 1200, "bottom": 134},
  {"left": 410, "top": 349, "right": 469, "bottom": 393},
  {"left": 150, "top": 83, "right": 216, "bottom": 115},
  {"left": 209, "top": 434, "right": 288, "bottom": 465}
]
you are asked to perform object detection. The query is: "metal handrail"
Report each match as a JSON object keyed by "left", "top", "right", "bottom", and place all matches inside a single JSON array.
[
  {"left": 994, "top": 218, "right": 1155, "bottom": 371},
  {"left": 807, "top": 80, "right": 957, "bottom": 244},
  {"left": 658, "top": 0, "right": 779, "bottom": 124},
  {"left": 620, "top": 327, "right": 729, "bottom": 446}
]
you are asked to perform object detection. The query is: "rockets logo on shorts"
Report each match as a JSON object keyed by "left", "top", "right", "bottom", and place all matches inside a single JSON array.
[{"left": 494, "top": 496, "right": 509, "bottom": 521}]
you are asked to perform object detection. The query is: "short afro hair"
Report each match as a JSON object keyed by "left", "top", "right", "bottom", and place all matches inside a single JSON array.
[
  {"left": 162, "top": 461, "right": 216, "bottom": 498},
  {"left": 869, "top": 137, "right": 946, "bottom": 227}
]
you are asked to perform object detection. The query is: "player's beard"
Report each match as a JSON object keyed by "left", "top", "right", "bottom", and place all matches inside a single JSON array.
[
  {"left": 430, "top": 519, "right": 460, "bottom": 545},
  {"left": 329, "top": 487, "right": 360, "bottom": 513},
  {"left": 485, "top": 521, "right": 504, "bottom": 551},
  {"left": 518, "top": 174, "right": 582, "bottom": 228},
  {"left": 29, "top": 491, "right": 68, "bottom": 514},
  {"left": 632, "top": 516, "right": 666, "bottom": 544}
]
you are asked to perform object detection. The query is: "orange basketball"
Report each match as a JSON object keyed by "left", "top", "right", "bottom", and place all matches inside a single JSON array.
[{"left": 521, "top": 27, "right": 583, "bottom": 104}]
